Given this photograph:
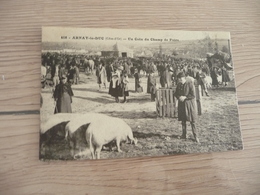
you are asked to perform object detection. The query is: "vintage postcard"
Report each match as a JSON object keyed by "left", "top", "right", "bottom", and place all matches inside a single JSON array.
[{"left": 40, "top": 27, "right": 243, "bottom": 160}]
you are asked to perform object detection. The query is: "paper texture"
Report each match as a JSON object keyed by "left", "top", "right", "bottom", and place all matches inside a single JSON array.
[{"left": 40, "top": 27, "right": 243, "bottom": 160}]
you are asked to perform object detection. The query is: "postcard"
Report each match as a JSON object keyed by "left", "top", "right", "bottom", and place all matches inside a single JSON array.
[{"left": 40, "top": 27, "right": 243, "bottom": 160}]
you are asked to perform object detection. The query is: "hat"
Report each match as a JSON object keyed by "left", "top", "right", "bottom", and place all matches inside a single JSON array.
[
  {"left": 177, "top": 72, "right": 185, "bottom": 78},
  {"left": 61, "top": 75, "right": 67, "bottom": 79}
]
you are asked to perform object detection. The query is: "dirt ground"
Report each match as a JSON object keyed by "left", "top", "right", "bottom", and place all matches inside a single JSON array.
[{"left": 40, "top": 72, "right": 243, "bottom": 160}]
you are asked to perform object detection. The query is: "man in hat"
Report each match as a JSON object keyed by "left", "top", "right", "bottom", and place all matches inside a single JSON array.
[{"left": 175, "top": 72, "right": 199, "bottom": 143}]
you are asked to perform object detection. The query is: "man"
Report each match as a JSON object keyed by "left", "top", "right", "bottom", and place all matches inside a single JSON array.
[
  {"left": 159, "top": 63, "right": 167, "bottom": 88},
  {"left": 51, "top": 62, "right": 60, "bottom": 89},
  {"left": 134, "top": 68, "right": 141, "bottom": 92},
  {"left": 175, "top": 72, "right": 200, "bottom": 143},
  {"left": 74, "top": 65, "right": 80, "bottom": 85},
  {"left": 148, "top": 71, "right": 156, "bottom": 101}
]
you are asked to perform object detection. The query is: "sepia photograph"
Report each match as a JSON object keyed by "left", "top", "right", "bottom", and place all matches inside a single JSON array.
[{"left": 40, "top": 27, "right": 243, "bottom": 160}]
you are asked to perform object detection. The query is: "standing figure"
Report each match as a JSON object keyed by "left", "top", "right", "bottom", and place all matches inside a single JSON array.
[
  {"left": 53, "top": 75, "right": 74, "bottom": 114},
  {"left": 134, "top": 68, "right": 142, "bottom": 92},
  {"left": 109, "top": 71, "right": 120, "bottom": 103},
  {"left": 74, "top": 65, "right": 80, "bottom": 84},
  {"left": 106, "top": 63, "right": 114, "bottom": 83},
  {"left": 51, "top": 63, "right": 60, "bottom": 89},
  {"left": 159, "top": 65, "right": 167, "bottom": 88},
  {"left": 121, "top": 71, "right": 129, "bottom": 103},
  {"left": 198, "top": 68, "right": 209, "bottom": 96},
  {"left": 96, "top": 63, "right": 107, "bottom": 90},
  {"left": 221, "top": 66, "right": 230, "bottom": 86},
  {"left": 147, "top": 73, "right": 151, "bottom": 93},
  {"left": 211, "top": 67, "right": 219, "bottom": 87},
  {"left": 148, "top": 72, "right": 156, "bottom": 101},
  {"left": 59, "top": 64, "right": 66, "bottom": 80},
  {"left": 67, "top": 64, "right": 75, "bottom": 85},
  {"left": 166, "top": 66, "right": 173, "bottom": 88},
  {"left": 41, "top": 63, "right": 47, "bottom": 88},
  {"left": 175, "top": 72, "right": 199, "bottom": 143}
]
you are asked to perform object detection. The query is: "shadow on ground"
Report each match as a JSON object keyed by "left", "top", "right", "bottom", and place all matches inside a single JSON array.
[{"left": 100, "top": 110, "right": 157, "bottom": 119}]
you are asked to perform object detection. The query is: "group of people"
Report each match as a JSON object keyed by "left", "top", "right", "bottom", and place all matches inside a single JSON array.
[
  {"left": 94, "top": 62, "right": 130, "bottom": 103},
  {"left": 41, "top": 52, "right": 233, "bottom": 143},
  {"left": 41, "top": 54, "right": 78, "bottom": 114}
]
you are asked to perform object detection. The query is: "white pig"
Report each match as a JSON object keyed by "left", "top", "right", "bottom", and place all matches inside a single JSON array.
[{"left": 85, "top": 114, "right": 138, "bottom": 159}]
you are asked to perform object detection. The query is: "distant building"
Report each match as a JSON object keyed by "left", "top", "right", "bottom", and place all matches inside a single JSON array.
[
  {"left": 101, "top": 43, "right": 133, "bottom": 58},
  {"left": 136, "top": 50, "right": 153, "bottom": 57}
]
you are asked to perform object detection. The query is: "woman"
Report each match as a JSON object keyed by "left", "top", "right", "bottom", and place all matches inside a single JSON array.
[
  {"left": 53, "top": 75, "right": 74, "bottom": 113},
  {"left": 221, "top": 66, "right": 230, "bottom": 86},
  {"left": 121, "top": 71, "right": 129, "bottom": 103},
  {"left": 108, "top": 71, "right": 120, "bottom": 103}
]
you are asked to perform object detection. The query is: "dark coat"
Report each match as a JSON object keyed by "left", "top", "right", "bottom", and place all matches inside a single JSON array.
[
  {"left": 148, "top": 74, "right": 156, "bottom": 94},
  {"left": 160, "top": 69, "right": 167, "bottom": 88},
  {"left": 109, "top": 79, "right": 122, "bottom": 97},
  {"left": 53, "top": 82, "right": 74, "bottom": 113},
  {"left": 134, "top": 72, "right": 140, "bottom": 92},
  {"left": 211, "top": 68, "right": 219, "bottom": 86},
  {"left": 175, "top": 81, "right": 197, "bottom": 122}
]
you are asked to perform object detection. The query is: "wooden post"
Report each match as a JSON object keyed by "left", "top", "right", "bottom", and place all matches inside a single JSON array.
[
  {"left": 156, "top": 88, "right": 176, "bottom": 118},
  {"left": 162, "top": 89, "right": 166, "bottom": 117},
  {"left": 169, "top": 89, "right": 173, "bottom": 117},
  {"left": 195, "top": 84, "right": 202, "bottom": 115},
  {"left": 156, "top": 86, "right": 202, "bottom": 117},
  {"left": 166, "top": 89, "right": 170, "bottom": 117}
]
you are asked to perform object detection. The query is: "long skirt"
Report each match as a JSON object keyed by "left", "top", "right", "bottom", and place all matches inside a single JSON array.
[
  {"left": 222, "top": 69, "right": 230, "bottom": 83},
  {"left": 54, "top": 93, "right": 72, "bottom": 113},
  {"left": 109, "top": 81, "right": 122, "bottom": 97}
]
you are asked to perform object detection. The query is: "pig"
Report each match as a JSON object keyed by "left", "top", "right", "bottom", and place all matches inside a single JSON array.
[
  {"left": 42, "top": 113, "right": 138, "bottom": 160},
  {"left": 67, "top": 123, "right": 90, "bottom": 158},
  {"left": 40, "top": 113, "right": 81, "bottom": 135},
  {"left": 64, "top": 113, "right": 102, "bottom": 140},
  {"left": 64, "top": 113, "right": 109, "bottom": 159},
  {"left": 40, "top": 113, "right": 81, "bottom": 157},
  {"left": 85, "top": 114, "right": 138, "bottom": 159}
]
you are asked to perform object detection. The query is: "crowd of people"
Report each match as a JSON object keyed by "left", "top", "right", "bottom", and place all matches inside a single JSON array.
[
  {"left": 41, "top": 52, "right": 232, "bottom": 143},
  {"left": 41, "top": 52, "right": 232, "bottom": 103}
]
